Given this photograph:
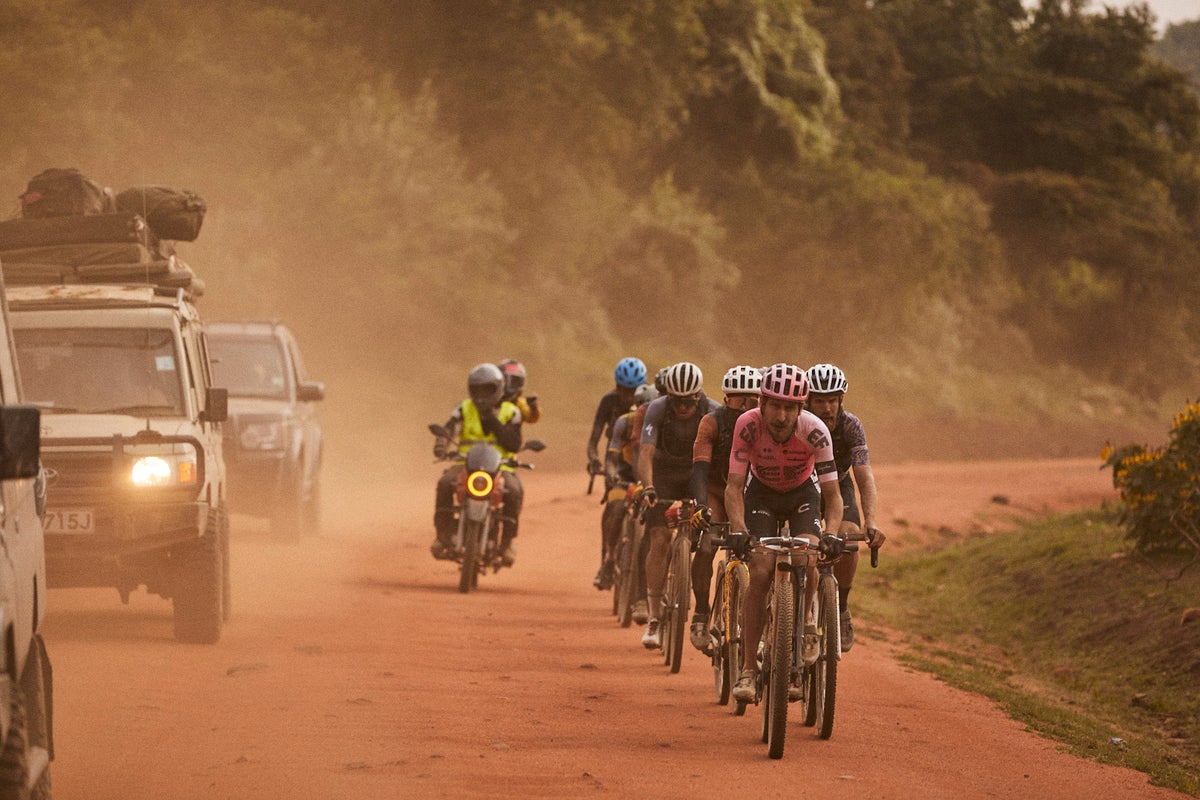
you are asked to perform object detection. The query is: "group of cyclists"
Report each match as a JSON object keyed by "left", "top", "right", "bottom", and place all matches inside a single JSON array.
[{"left": 588, "top": 357, "right": 884, "bottom": 701}]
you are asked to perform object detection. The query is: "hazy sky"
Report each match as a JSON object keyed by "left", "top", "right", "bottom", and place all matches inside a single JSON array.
[{"left": 1116, "top": 0, "right": 1198, "bottom": 30}]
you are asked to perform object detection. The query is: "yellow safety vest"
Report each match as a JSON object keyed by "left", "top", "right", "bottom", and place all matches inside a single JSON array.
[{"left": 459, "top": 399, "right": 520, "bottom": 464}]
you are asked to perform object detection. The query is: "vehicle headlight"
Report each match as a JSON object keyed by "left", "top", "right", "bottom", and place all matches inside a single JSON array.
[
  {"left": 131, "top": 455, "right": 197, "bottom": 486},
  {"left": 240, "top": 421, "right": 284, "bottom": 450}
]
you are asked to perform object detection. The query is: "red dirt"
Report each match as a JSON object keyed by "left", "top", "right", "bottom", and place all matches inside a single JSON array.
[{"left": 44, "top": 458, "right": 1188, "bottom": 799}]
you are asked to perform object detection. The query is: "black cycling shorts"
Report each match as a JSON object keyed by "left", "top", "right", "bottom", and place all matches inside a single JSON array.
[{"left": 744, "top": 474, "right": 822, "bottom": 539}]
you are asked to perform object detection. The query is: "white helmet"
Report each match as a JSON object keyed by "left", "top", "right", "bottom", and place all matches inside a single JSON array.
[
  {"left": 634, "top": 383, "right": 659, "bottom": 406},
  {"left": 665, "top": 361, "right": 703, "bottom": 396},
  {"left": 806, "top": 363, "right": 848, "bottom": 394},
  {"left": 722, "top": 365, "right": 761, "bottom": 395}
]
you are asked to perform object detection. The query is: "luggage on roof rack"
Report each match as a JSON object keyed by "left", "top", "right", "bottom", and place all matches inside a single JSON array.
[
  {"left": 0, "top": 212, "right": 151, "bottom": 251},
  {"left": 19, "top": 168, "right": 113, "bottom": 218},
  {"left": 115, "top": 186, "right": 206, "bottom": 242}
]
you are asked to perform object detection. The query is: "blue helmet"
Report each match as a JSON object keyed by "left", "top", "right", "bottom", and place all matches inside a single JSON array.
[{"left": 614, "top": 357, "right": 646, "bottom": 388}]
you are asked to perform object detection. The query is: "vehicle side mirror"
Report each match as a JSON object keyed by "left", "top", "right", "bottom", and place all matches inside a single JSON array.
[
  {"left": 0, "top": 405, "right": 40, "bottom": 480},
  {"left": 297, "top": 380, "right": 325, "bottom": 403},
  {"left": 202, "top": 387, "right": 228, "bottom": 423}
]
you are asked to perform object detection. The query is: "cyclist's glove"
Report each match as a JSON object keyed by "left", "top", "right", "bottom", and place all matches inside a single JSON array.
[
  {"left": 643, "top": 487, "right": 658, "bottom": 507},
  {"left": 433, "top": 442, "right": 448, "bottom": 459},
  {"left": 588, "top": 458, "right": 603, "bottom": 476},
  {"left": 690, "top": 504, "right": 712, "bottom": 532}
]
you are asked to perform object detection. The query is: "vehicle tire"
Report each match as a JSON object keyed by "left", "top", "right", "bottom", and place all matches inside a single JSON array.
[
  {"left": 459, "top": 519, "right": 481, "bottom": 594},
  {"left": 766, "top": 574, "right": 794, "bottom": 759},
  {"left": 0, "top": 686, "right": 31, "bottom": 800},
  {"left": 219, "top": 505, "right": 232, "bottom": 622},
  {"left": 172, "top": 513, "right": 223, "bottom": 644},
  {"left": 727, "top": 563, "right": 748, "bottom": 716},
  {"left": 666, "top": 534, "right": 690, "bottom": 674},
  {"left": 269, "top": 474, "right": 304, "bottom": 543},
  {"left": 300, "top": 467, "right": 321, "bottom": 538},
  {"left": 814, "top": 574, "right": 840, "bottom": 740}
]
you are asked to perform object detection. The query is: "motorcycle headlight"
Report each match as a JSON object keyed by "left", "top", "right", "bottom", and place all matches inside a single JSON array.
[
  {"left": 240, "top": 421, "right": 284, "bottom": 450},
  {"left": 131, "top": 454, "right": 198, "bottom": 486},
  {"left": 467, "top": 471, "right": 494, "bottom": 498}
]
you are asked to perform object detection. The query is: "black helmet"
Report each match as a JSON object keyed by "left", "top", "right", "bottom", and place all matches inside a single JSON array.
[
  {"left": 468, "top": 363, "right": 504, "bottom": 408},
  {"left": 498, "top": 358, "right": 526, "bottom": 396}
]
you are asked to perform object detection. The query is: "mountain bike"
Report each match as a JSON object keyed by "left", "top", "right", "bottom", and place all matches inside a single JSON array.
[
  {"left": 613, "top": 483, "right": 647, "bottom": 627},
  {"left": 706, "top": 523, "right": 752, "bottom": 713},
  {"left": 659, "top": 499, "right": 695, "bottom": 674},
  {"left": 799, "top": 529, "right": 877, "bottom": 739}
]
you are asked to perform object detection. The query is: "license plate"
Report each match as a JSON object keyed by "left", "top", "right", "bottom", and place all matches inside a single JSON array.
[{"left": 44, "top": 508, "right": 96, "bottom": 534}]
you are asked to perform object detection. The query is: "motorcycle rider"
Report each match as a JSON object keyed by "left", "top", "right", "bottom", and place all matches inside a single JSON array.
[
  {"left": 431, "top": 363, "right": 524, "bottom": 565},
  {"left": 499, "top": 358, "right": 541, "bottom": 424}
]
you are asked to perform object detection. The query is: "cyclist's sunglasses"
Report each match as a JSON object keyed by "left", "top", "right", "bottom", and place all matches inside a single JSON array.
[{"left": 671, "top": 393, "right": 701, "bottom": 408}]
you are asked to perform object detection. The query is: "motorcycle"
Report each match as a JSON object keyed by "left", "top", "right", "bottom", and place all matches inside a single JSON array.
[{"left": 429, "top": 423, "right": 545, "bottom": 593}]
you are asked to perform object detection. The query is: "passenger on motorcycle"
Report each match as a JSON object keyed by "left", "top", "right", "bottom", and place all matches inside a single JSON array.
[
  {"left": 687, "top": 365, "right": 761, "bottom": 651},
  {"left": 805, "top": 363, "right": 885, "bottom": 651},
  {"left": 725, "top": 364, "right": 844, "bottom": 702},
  {"left": 499, "top": 358, "right": 541, "bottom": 424},
  {"left": 587, "top": 357, "right": 647, "bottom": 585},
  {"left": 431, "top": 363, "right": 524, "bottom": 565},
  {"left": 595, "top": 383, "right": 659, "bottom": 590},
  {"left": 637, "top": 362, "right": 719, "bottom": 649}
]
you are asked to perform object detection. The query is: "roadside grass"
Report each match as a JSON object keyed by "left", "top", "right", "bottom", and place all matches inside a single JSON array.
[{"left": 858, "top": 508, "right": 1200, "bottom": 796}]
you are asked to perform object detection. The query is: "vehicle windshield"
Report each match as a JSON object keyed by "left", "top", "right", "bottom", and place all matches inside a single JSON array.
[
  {"left": 14, "top": 327, "right": 186, "bottom": 416},
  {"left": 208, "top": 336, "right": 289, "bottom": 400}
]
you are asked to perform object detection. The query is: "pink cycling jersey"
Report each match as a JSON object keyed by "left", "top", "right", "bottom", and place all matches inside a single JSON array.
[{"left": 728, "top": 407, "right": 838, "bottom": 492}]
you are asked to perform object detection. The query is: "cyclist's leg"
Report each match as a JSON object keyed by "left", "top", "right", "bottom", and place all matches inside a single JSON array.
[
  {"left": 641, "top": 499, "right": 674, "bottom": 645},
  {"left": 834, "top": 473, "right": 861, "bottom": 603},
  {"left": 596, "top": 489, "right": 625, "bottom": 588},
  {"left": 690, "top": 485, "right": 724, "bottom": 613},
  {"left": 788, "top": 478, "right": 823, "bottom": 659},
  {"left": 740, "top": 479, "right": 782, "bottom": 675}
]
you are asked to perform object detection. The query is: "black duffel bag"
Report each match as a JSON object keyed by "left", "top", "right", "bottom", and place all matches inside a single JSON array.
[
  {"left": 20, "top": 168, "right": 111, "bottom": 217},
  {"left": 115, "top": 186, "right": 207, "bottom": 242}
]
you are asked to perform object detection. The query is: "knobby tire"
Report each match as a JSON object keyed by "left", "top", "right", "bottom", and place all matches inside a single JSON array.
[
  {"left": 667, "top": 533, "right": 690, "bottom": 674},
  {"left": 711, "top": 570, "right": 729, "bottom": 705},
  {"left": 766, "top": 572, "right": 794, "bottom": 759},
  {"left": 815, "top": 574, "right": 840, "bottom": 739},
  {"left": 728, "top": 563, "right": 748, "bottom": 716}
]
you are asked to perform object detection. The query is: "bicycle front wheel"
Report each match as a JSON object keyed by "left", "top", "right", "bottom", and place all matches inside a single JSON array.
[
  {"left": 616, "top": 517, "right": 642, "bottom": 628},
  {"left": 814, "top": 573, "right": 840, "bottom": 739},
  {"left": 667, "top": 533, "right": 691, "bottom": 674},
  {"left": 711, "top": 568, "right": 729, "bottom": 704},
  {"left": 766, "top": 572, "right": 794, "bottom": 759},
  {"left": 728, "top": 562, "right": 748, "bottom": 716}
]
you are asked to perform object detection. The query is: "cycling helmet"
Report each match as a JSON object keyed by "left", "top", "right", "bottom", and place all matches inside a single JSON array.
[
  {"left": 498, "top": 358, "right": 527, "bottom": 394},
  {"left": 665, "top": 361, "right": 703, "bottom": 397},
  {"left": 759, "top": 363, "right": 809, "bottom": 402},
  {"left": 614, "top": 357, "right": 647, "bottom": 388},
  {"left": 468, "top": 362, "right": 505, "bottom": 408},
  {"left": 722, "top": 365, "right": 761, "bottom": 396},
  {"left": 806, "top": 363, "right": 847, "bottom": 395},
  {"left": 634, "top": 383, "right": 659, "bottom": 406},
  {"left": 653, "top": 367, "right": 669, "bottom": 394}
]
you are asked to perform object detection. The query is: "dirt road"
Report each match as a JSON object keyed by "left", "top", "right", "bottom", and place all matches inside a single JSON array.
[{"left": 44, "top": 458, "right": 1186, "bottom": 799}]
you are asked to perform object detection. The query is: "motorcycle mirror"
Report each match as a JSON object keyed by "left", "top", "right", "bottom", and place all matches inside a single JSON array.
[
  {"left": 523, "top": 440, "right": 547, "bottom": 453},
  {"left": 429, "top": 423, "right": 451, "bottom": 439}
]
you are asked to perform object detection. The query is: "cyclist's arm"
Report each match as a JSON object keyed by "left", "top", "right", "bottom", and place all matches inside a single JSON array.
[
  {"left": 725, "top": 470, "right": 748, "bottom": 533},
  {"left": 852, "top": 462, "right": 878, "bottom": 532},
  {"left": 587, "top": 421, "right": 605, "bottom": 465},
  {"left": 605, "top": 416, "right": 629, "bottom": 485},
  {"left": 818, "top": 474, "right": 844, "bottom": 533},
  {"left": 637, "top": 442, "right": 655, "bottom": 488},
  {"left": 690, "top": 414, "right": 716, "bottom": 503}
]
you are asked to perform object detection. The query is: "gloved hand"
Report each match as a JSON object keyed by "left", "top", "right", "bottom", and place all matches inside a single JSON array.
[
  {"left": 527, "top": 395, "right": 539, "bottom": 411},
  {"left": 690, "top": 504, "right": 712, "bottom": 531},
  {"left": 433, "top": 441, "right": 447, "bottom": 459},
  {"left": 643, "top": 487, "right": 658, "bottom": 507},
  {"left": 588, "top": 458, "right": 603, "bottom": 476}
]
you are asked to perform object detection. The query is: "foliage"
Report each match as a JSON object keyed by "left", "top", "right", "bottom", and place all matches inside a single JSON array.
[
  {"left": 859, "top": 510, "right": 1200, "bottom": 795},
  {"left": 1155, "top": 19, "right": 1200, "bottom": 92},
  {"left": 1103, "top": 402, "right": 1200, "bottom": 559}
]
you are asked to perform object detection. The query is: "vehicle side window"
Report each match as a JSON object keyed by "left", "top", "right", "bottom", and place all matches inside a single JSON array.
[{"left": 283, "top": 331, "right": 307, "bottom": 384}]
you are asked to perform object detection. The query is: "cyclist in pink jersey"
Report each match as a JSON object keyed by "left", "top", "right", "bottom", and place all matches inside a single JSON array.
[{"left": 726, "top": 363, "right": 844, "bottom": 703}]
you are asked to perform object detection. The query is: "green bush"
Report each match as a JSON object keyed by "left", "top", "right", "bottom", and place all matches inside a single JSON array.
[{"left": 1104, "top": 402, "right": 1200, "bottom": 557}]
